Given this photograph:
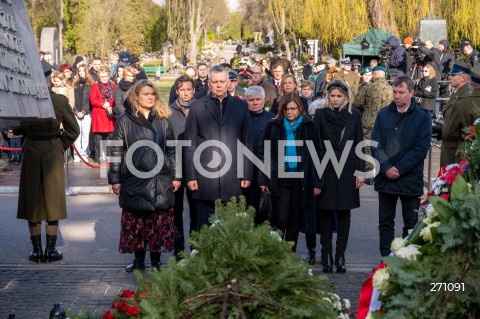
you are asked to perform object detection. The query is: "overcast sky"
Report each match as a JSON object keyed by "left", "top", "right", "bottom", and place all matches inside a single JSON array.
[{"left": 153, "top": 0, "right": 239, "bottom": 11}]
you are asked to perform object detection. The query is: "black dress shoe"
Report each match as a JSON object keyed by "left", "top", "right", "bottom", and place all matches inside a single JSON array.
[
  {"left": 305, "top": 249, "right": 316, "bottom": 265},
  {"left": 126, "top": 259, "right": 145, "bottom": 272},
  {"left": 322, "top": 253, "right": 333, "bottom": 273},
  {"left": 336, "top": 256, "right": 347, "bottom": 274}
]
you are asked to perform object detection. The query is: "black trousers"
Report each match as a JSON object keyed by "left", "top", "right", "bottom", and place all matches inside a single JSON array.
[
  {"left": 196, "top": 199, "right": 216, "bottom": 231},
  {"left": 317, "top": 210, "right": 351, "bottom": 263},
  {"left": 378, "top": 192, "right": 419, "bottom": 256},
  {"left": 272, "top": 178, "right": 303, "bottom": 252},
  {"left": 173, "top": 186, "right": 197, "bottom": 251},
  {"left": 93, "top": 132, "right": 113, "bottom": 163}
]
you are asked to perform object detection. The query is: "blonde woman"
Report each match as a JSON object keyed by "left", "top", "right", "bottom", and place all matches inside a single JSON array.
[
  {"left": 310, "top": 80, "right": 365, "bottom": 273},
  {"left": 108, "top": 80, "right": 180, "bottom": 272},
  {"left": 414, "top": 64, "right": 439, "bottom": 112},
  {"left": 51, "top": 70, "right": 75, "bottom": 109},
  {"left": 270, "top": 74, "right": 308, "bottom": 114}
]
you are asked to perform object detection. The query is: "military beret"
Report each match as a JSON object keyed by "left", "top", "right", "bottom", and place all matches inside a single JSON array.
[
  {"left": 41, "top": 60, "right": 53, "bottom": 77},
  {"left": 228, "top": 71, "right": 238, "bottom": 81},
  {"left": 449, "top": 60, "right": 471, "bottom": 75},
  {"left": 361, "top": 66, "right": 372, "bottom": 75},
  {"left": 372, "top": 65, "right": 386, "bottom": 73},
  {"left": 470, "top": 65, "right": 480, "bottom": 84}
]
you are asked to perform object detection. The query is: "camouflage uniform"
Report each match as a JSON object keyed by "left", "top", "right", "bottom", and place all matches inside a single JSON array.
[
  {"left": 332, "top": 70, "right": 360, "bottom": 96},
  {"left": 440, "top": 84, "right": 474, "bottom": 166},
  {"left": 353, "top": 77, "right": 393, "bottom": 171}
]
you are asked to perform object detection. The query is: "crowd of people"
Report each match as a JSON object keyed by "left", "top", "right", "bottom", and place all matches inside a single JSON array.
[{"left": 9, "top": 39, "right": 480, "bottom": 276}]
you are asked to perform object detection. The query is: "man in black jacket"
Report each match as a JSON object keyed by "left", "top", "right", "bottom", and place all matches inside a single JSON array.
[
  {"left": 462, "top": 40, "right": 479, "bottom": 67},
  {"left": 302, "top": 55, "right": 315, "bottom": 80},
  {"left": 439, "top": 39, "right": 455, "bottom": 79},
  {"left": 417, "top": 39, "right": 441, "bottom": 78}
]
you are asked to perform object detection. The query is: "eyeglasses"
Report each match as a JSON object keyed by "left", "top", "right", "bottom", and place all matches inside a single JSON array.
[{"left": 285, "top": 107, "right": 298, "bottom": 112}]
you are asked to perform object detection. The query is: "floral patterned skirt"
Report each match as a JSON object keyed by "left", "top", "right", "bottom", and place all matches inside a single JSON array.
[{"left": 119, "top": 209, "right": 174, "bottom": 254}]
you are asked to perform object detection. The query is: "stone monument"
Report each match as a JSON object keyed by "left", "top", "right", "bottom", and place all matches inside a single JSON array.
[
  {"left": 419, "top": 14, "right": 447, "bottom": 48},
  {"left": 40, "top": 27, "right": 60, "bottom": 65},
  {"left": 0, "top": 0, "right": 55, "bottom": 129}
]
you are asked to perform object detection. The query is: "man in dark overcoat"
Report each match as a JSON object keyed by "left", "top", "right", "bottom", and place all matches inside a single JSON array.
[
  {"left": 15, "top": 61, "right": 80, "bottom": 263},
  {"left": 184, "top": 65, "right": 253, "bottom": 230}
]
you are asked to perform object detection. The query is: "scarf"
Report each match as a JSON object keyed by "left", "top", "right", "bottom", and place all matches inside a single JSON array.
[
  {"left": 176, "top": 98, "right": 191, "bottom": 117},
  {"left": 324, "top": 107, "right": 349, "bottom": 144},
  {"left": 98, "top": 81, "right": 115, "bottom": 100},
  {"left": 118, "top": 78, "right": 135, "bottom": 92},
  {"left": 283, "top": 115, "right": 303, "bottom": 171}
]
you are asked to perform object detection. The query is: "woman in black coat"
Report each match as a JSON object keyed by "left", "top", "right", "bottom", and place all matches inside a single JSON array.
[
  {"left": 258, "top": 93, "right": 323, "bottom": 252},
  {"left": 415, "top": 64, "right": 439, "bottom": 113},
  {"left": 113, "top": 66, "right": 136, "bottom": 116},
  {"left": 108, "top": 80, "right": 181, "bottom": 272},
  {"left": 311, "top": 80, "right": 365, "bottom": 274}
]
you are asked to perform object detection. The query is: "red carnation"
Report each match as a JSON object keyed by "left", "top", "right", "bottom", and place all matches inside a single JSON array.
[
  {"left": 440, "top": 193, "right": 449, "bottom": 201},
  {"left": 116, "top": 300, "right": 128, "bottom": 313},
  {"left": 444, "top": 166, "right": 463, "bottom": 185},
  {"left": 121, "top": 290, "right": 136, "bottom": 299},
  {"left": 466, "top": 134, "right": 475, "bottom": 140},
  {"left": 102, "top": 310, "right": 115, "bottom": 319},
  {"left": 111, "top": 301, "right": 117, "bottom": 309},
  {"left": 126, "top": 306, "right": 140, "bottom": 316},
  {"left": 471, "top": 126, "right": 476, "bottom": 131}
]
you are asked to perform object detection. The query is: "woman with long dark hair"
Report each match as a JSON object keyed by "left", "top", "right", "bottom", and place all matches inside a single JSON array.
[
  {"left": 258, "top": 93, "right": 323, "bottom": 251},
  {"left": 71, "top": 62, "right": 95, "bottom": 162},
  {"left": 109, "top": 80, "right": 180, "bottom": 272}
]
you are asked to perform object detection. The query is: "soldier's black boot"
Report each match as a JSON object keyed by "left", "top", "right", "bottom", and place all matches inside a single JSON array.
[
  {"left": 336, "top": 255, "right": 347, "bottom": 274},
  {"left": 44, "top": 235, "right": 63, "bottom": 262},
  {"left": 28, "top": 235, "right": 43, "bottom": 263},
  {"left": 305, "top": 249, "right": 316, "bottom": 265},
  {"left": 126, "top": 251, "right": 146, "bottom": 272},
  {"left": 150, "top": 252, "right": 161, "bottom": 271}
]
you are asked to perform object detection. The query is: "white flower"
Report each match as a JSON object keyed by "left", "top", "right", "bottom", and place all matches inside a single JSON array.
[
  {"left": 332, "top": 294, "right": 341, "bottom": 302},
  {"left": 338, "top": 313, "right": 347, "bottom": 319},
  {"left": 391, "top": 237, "right": 407, "bottom": 252},
  {"left": 434, "top": 187, "right": 441, "bottom": 195},
  {"left": 190, "top": 249, "right": 199, "bottom": 257},
  {"left": 420, "top": 221, "right": 441, "bottom": 242},
  {"left": 178, "top": 259, "right": 187, "bottom": 267},
  {"left": 372, "top": 268, "right": 390, "bottom": 291},
  {"left": 333, "top": 300, "right": 342, "bottom": 310},
  {"left": 322, "top": 297, "right": 332, "bottom": 304},
  {"left": 395, "top": 244, "right": 422, "bottom": 260},
  {"left": 209, "top": 220, "right": 221, "bottom": 228},
  {"left": 307, "top": 268, "right": 313, "bottom": 277},
  {"left": 343, "top": 299, "right": 351, "bottom": 309},
  {"left": 473, "top": 118, "right": 480, "bottom": 125},
  {"left": 426, "top": 204, "right": 438, "bottom": 219},
  {"left": 366, "top": 312, "right": 374, "bottom": 319},
  {"left": 235, "top": 212, "right": 248, "bottom": 218},
  {"left": 269, "top": 231, "right": 282, "bottom": 241}
]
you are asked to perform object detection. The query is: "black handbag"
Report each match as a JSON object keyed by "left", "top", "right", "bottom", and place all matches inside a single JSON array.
[{"left": 258, "top": 191, "right": 272, "bottom": 220}]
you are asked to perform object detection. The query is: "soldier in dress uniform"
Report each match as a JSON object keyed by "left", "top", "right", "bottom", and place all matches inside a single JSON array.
[
  {"left": 14, "top": 61, "right": 80, "bottom": 263},
  {"left": 440, "top": 61, "right": 473, "bottom": 166}
]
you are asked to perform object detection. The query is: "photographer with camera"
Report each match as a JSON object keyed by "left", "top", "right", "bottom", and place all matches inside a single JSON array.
[
  {"left": 403, "top": 37, "right": 415, "bottom": 78},
  {"left": 440, "top": 61, "right": 472, "bottom": 166},
  {"left": 385, "top": 36, "right": 407, "bottom": 80},
  {"left": 415, "top": 39, "right": 441, "bottom": 79}
]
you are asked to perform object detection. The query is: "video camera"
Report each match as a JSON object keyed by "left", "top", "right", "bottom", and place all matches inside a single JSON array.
[
  {"left": 409, "top": 38, "right": 426, "bottom": 65},
  {"left": 453, "top": 48, "right": 462, "bottom": 60},
  {"left": 378, "top": 40, "right": 392, "bottom": 66}
]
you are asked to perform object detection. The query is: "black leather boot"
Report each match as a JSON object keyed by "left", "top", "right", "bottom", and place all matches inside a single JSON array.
[
  {"left": 44, "top": 235, "right": 63, "bottom": 262},
  {"left": 321, "top": 253, "right": 333, "bottom": 273},
  {"left": 126, "top": 251, "right": 146, "bottom": 272},
  {"left": 336, "top": 255, "right": 347, "bottom": 274},
  {"left": 29, "top": 235, "right": 43, "bottom": 263},
  {"left": 305, "top": 249, "right": 316, "bottom": 265},
  {"left": 150, "top": 252, "right": 161, "bottom": 271}
]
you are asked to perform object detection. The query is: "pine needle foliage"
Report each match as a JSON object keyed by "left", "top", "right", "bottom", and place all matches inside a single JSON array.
[
  {"left": 136, "top": 197, "right": 338, "bottom": 319},
  {"left": 379, "top": 176, "right": 480, "bottom": 319}
]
